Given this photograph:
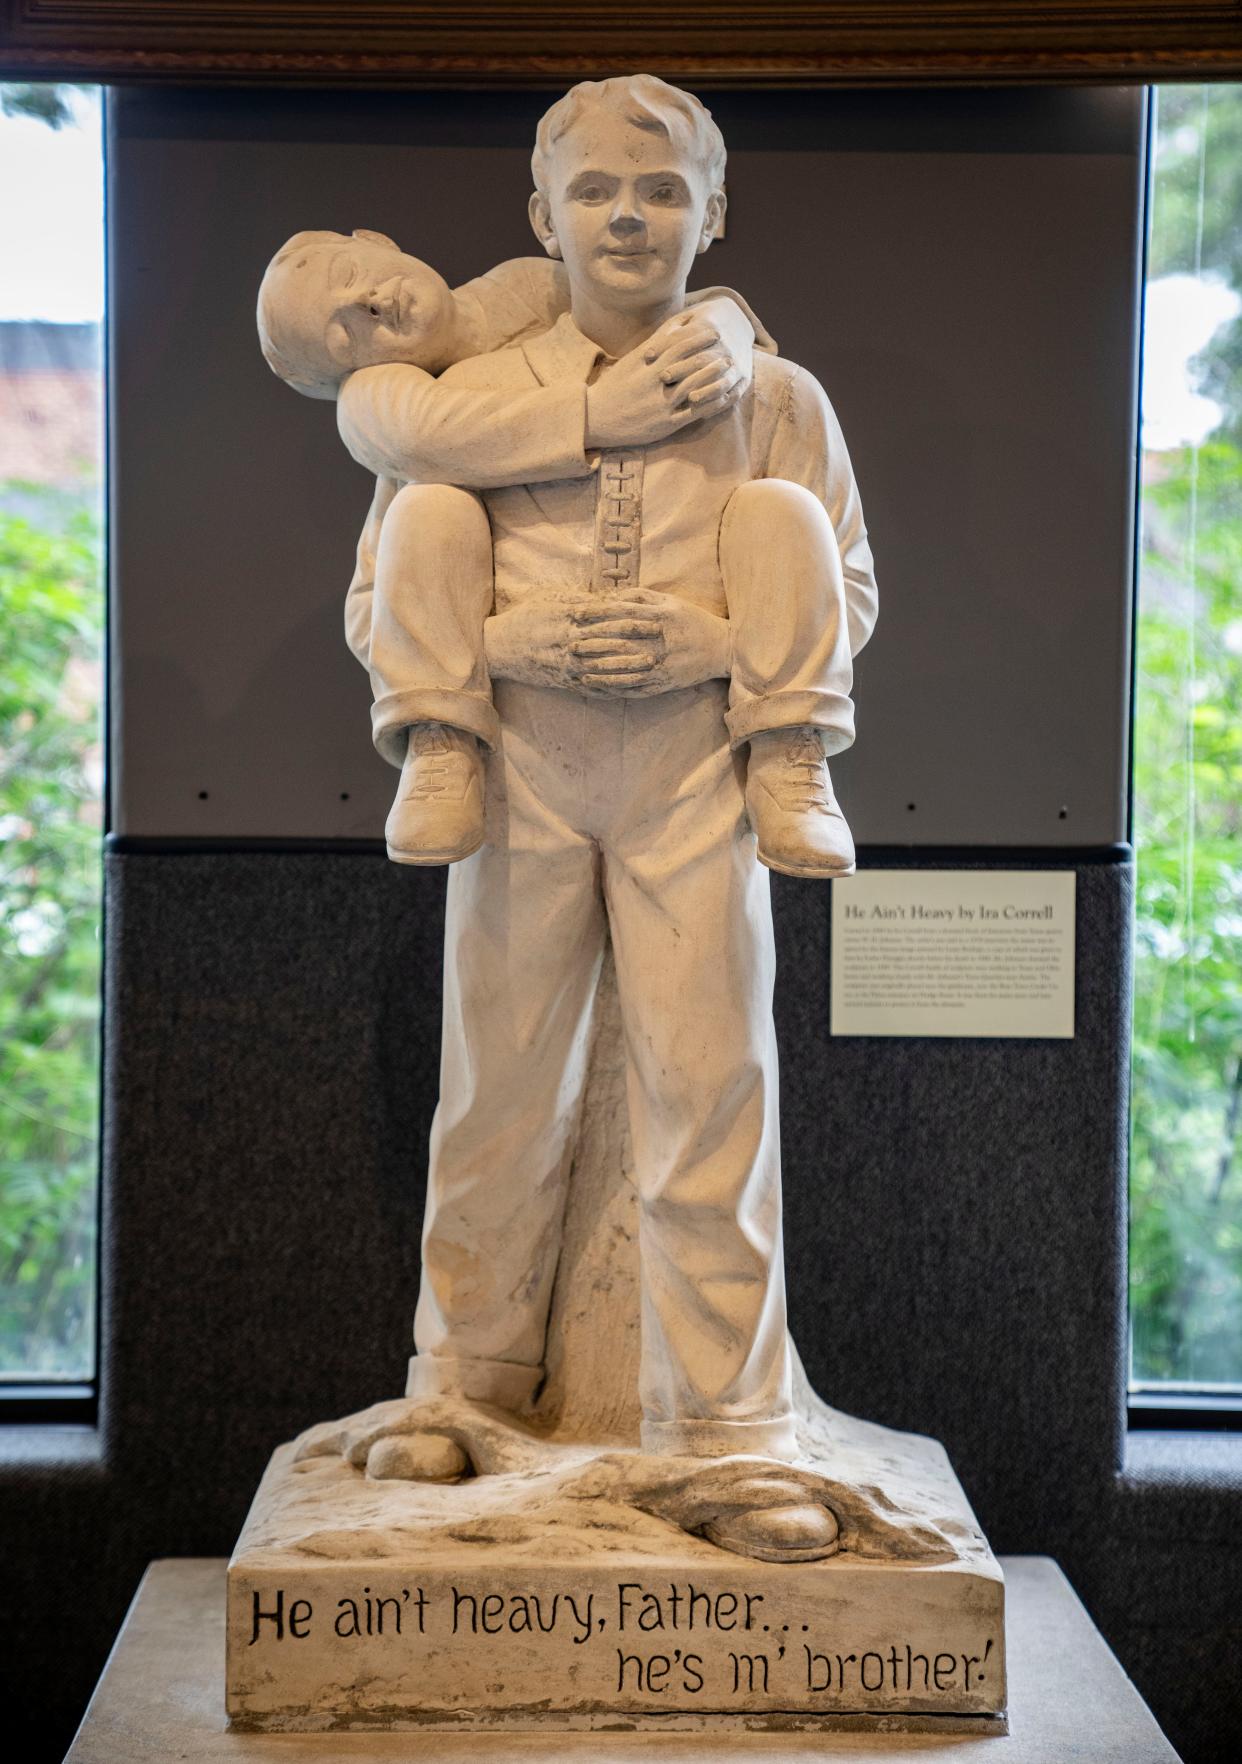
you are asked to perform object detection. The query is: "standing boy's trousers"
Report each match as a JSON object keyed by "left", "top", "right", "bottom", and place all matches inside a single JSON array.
[{"left": 408, "top": 675, "right": 798, "bottom": 1457}]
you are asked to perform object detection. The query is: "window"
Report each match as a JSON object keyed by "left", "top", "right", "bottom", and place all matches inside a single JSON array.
[
  {"left": 1131, "top": 84, "right": 1242, "bottom": 1396},
  {"left": 0, "top": 84, "right": 104, "bottom": 1384}
]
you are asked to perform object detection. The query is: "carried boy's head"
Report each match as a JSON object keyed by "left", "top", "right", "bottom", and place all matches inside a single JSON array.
[{"left": 257, "top": 229, "right": 455, "bottom": 399}]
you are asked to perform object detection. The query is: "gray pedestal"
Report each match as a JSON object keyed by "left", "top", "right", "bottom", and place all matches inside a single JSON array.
[{"left": 65, "top": 1556, "right": 1181, "bottom": 1761}]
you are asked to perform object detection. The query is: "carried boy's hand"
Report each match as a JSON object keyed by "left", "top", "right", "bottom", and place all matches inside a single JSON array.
[
  {"left": 585, "top": 301, "right": 754, "bottom": 450},
  {"left": 649, "top": 296, "right": 756, "bottom": 402}
]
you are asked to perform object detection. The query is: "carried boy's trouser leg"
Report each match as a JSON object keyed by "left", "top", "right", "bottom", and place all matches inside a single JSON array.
[
  {"left": 721, "top": 477, "right": 856, "bottom": 754},
  {"left": 366, "top": 477, "right": 854, "bottom": 767},
  {"left": 410, "top": 682, "right": 796, "bottom": 1457},
  {"left": 368, "top": 482, "right": 499, "bottom": 764}
]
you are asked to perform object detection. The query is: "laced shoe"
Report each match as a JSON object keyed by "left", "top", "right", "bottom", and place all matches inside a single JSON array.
[
  {"left": 745, "top": 727, "right": 856, "bottom": 878},
  {"left": 385, "top": 722, "right": 485, "bottom": 866}
]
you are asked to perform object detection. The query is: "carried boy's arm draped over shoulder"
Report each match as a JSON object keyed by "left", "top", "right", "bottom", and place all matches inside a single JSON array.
[
  {"left": 337, "top": 362, "right": 592, "bottom": 490},
  {"left": 451, "top": 257, "right": 570, "bottom": 356},
  {"left": 337, "top": 264, "right": 773, "bottom": 491},
  {"left": 451, "top": 257, "right": 777, "bottom": 359},
  {"left": 764, "top": 364, "right": 878, "bottom": 656}
]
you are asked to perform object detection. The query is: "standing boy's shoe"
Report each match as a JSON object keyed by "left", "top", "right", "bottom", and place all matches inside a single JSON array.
[
  {"left": 386, "top": 722, "right": 485, "bottom": 865},
  {"left": 745, "top": 727, "right": 855, "bottom": 878}
]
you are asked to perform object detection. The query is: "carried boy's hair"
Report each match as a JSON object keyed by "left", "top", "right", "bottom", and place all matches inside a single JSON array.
[
  {"left": 257, "top": 229, "right": 353, "bottom": 401},
  {"left": 532, "top": 75, "right": 726, "bottom": 200}
]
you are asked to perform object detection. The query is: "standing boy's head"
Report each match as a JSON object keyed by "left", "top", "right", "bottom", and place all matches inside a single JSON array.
[
  {"left": 529, "top": 76, "right": 726, "bottom": 316},
  {"left": 257, "top": 229, "right": 456, "bottom": 398}
]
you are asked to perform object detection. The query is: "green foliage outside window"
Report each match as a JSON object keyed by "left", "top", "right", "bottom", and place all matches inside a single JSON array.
[
  {"left": 0, "top": 493, "right": 102, "bottom": 1377},
  {"left": 0, "top": 80, "right": 103, "bottom": 1379},
  {"left": 1130, "top": 87, "right": 1242, "bottom": 1385}
]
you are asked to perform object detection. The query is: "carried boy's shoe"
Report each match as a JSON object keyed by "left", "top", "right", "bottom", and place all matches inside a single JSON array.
[
  {"left": 386, "top": 722, "right": 485, "bottom": 865},
  {"left": 745, "top": 727, "right": 856, "bottom": 878}
]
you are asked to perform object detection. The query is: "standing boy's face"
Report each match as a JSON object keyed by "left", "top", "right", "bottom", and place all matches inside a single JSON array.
[{"left": 533, "top": 108, "right": 721, "bottom": 314}]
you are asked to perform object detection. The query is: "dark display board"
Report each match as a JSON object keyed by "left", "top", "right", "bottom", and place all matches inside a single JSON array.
[{"left": 108, "top": 86, "right": 1143, "bottom": 846}]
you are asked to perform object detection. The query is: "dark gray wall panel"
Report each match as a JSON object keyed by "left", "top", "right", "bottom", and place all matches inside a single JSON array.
[{"left": 108, "top": 86, "right": 1142, "bottom": 845}]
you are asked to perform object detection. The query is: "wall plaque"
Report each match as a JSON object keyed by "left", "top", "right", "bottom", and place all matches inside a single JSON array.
[{"left": 830, "top": 871, "right": 1076, "bottom": 1039}]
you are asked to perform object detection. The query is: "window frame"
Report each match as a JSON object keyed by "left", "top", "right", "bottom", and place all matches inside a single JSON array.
[
  {"left": 0, "top": 83, "right": 108, "bottom": 1412},
  {"left": 1, "top": 1, "right": 1241, "bottom": 87},
  {"left": 1125, "top": 81, "right": 1242, "bottom": 1432}
]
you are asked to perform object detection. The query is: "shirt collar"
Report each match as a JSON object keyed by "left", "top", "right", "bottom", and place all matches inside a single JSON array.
[{"left": 522, "top": 311, "right": 613, "bottom": 387}]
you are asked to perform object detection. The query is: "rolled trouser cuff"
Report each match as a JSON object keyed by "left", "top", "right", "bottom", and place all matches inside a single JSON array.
[
  {"left": 406, "top": 1352, "right": 541, "bottom": 1410},
  {"left": 726, "top": 690, "right": 855, "bottom": 756},
  {"left": 641, "top": 1414, "right": 799, "bottom": 1459},
  {"left": 372, "top": 689, "right": 501, "bottom": 767}
]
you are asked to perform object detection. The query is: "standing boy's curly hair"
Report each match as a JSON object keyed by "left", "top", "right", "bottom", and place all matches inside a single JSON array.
[{"left": 532, "top": 75, "right": 726, "bottom": 207}]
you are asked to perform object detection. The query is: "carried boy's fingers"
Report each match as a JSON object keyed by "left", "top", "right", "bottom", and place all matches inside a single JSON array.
[
  {"left": 682, "top": 396, "right": 731, "bottom": 425},
  {"left": 668, "top": 370, "right": 743, "bottom": 427},
  {"left": 657, "top": 344, "right": 726, "bottom": 387},
  {"left": 689, "top": 370, "right": 743, "bottom": 408},
  {"left": 680, "top": 362, "right": 742, "bottom": 404},
  {"left": 644, "top": 315, "right": 711, "bottom": 365},
  {"left": 652, "top": 335, "right": 720, "bottom": 379}
]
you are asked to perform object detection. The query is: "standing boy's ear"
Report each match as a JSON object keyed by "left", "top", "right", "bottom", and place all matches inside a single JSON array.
[
  {"left": 529, "top": 192, "right": 562, "bottom": 260},
  {"left": 698, "top": 191, "right": 726, "bottom": 253}
]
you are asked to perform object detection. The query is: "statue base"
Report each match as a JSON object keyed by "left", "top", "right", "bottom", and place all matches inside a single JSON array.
[{"left": 226, "top": 1396, "right": 1006, "bottom": 1733}]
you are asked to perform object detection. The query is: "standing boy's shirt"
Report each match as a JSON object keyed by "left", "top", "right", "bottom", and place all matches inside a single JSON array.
[{"left": 343, "top": 310, "right": 877, "bottom": 673}]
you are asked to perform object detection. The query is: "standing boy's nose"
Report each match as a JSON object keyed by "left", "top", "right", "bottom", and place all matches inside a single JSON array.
[{"left": 610, "top": 202, "right": 643, "bottom": 236}]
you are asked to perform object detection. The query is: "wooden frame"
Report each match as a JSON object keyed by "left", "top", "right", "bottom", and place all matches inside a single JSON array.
[{"left": 2, "top": 1, "right": 1241, "bottom": 86}]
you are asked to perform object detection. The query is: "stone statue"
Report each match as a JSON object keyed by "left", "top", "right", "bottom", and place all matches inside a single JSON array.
[{"left": 230, "top": 75, "right": 1005, "bottom": 1732}]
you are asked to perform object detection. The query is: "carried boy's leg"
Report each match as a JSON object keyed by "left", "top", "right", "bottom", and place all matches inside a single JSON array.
[
  {"left": 720, "top": 478, "right": 856, "bottom": 878},
  {"left": 369, "top": 482, "right": 496, "bottom": 864}
]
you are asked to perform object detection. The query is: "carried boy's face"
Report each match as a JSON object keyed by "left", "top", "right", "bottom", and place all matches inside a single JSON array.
[
  {"left": 297, "top": 234, "right": 455, "bottom": 372},
  {"left": 534, "top": 109, "right": 721, "bottom": 314}
]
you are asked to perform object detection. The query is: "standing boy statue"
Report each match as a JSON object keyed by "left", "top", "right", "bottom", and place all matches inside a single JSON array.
[{"left": 266, "top": 75, "right": 878, "bottom": 1565}]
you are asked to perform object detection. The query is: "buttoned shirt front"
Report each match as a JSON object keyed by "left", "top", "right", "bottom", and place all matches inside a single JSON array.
[{"left": 435, "top": 313, "right": 878, "bottom": 655}]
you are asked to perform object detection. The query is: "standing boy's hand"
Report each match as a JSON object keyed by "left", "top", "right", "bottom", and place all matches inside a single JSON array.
[{"left": 569, "top": 591, "right": 732, "bottom": 695}]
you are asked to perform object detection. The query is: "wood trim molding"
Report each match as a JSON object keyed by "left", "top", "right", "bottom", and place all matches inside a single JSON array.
[{"left": 2, "top": 2, "right": 1241, "bottom": 85}]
